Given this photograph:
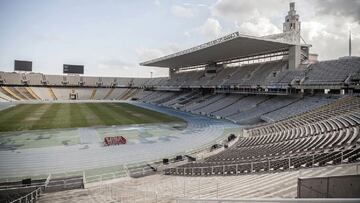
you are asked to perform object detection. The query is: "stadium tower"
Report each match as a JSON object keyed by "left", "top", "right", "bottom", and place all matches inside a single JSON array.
[
  {"left": 283, "top": 2, "right": 301, "bottom": 43},
  {"left": 276, "top": 2, "right": 307, "bottom": 70},
  {"left": 284, "top": 2, "right": 304, "bottom": 70}
]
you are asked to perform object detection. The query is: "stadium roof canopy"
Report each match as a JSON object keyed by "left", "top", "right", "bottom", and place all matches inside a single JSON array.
[{"left": 140, "top": 32, "right": 307, "bottom": 68}]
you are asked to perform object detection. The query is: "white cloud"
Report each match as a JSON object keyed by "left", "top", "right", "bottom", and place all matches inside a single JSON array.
[
  {"left": 197, "top": 4, "right": 207, "bottom": 7},
  {"left": 184, "top": 31, "right": 191, "bottom": 37},
  {"left": 209, "top": 0, "right": 287, "bottom": 37},
  {"left": 209, "top": 0, "right": 360, "bottom": 60},
  {"left": 171, "top": 5, "right": 195, "bottom": 18},
  {"left": 301, "top": 21, "right": 328, "bottom": 41},
  {"left": 300, "top": 10, "right": 360, "bottom": 59},
  {"left": 33, "top": 33, "right": 66, "bottom": 43},
  {"left": 154, "top": 0, "right": 160, "bottom": 6},
  {"left": 136, "top": 44, "right": 183, "bottom": 62},
  {"left": 134, "top": 44, "right": 185, "bottom": 77},
  {"left": 198, "top": 18, "right": 223, "bottom": 39},
  {"left": 98, "top": 58, "right": 133, "bottom": 69},
  {"left": 96, "top": 58, "right": 138, "bottom": 77},
  {"left": 313, "top": 0, "right": 360, "bottom": 24},
  {"left": 95, "top": 58, "right": 168, "bottom": 78},
  {"left": 212, "top": 0, "right": 289, "bottom": 22},
  {"left": 235, "top": 17, "right": 281, "bottom": 36},
  {"left": 136, "top": 48, "right": 163, "bottom": 62}
]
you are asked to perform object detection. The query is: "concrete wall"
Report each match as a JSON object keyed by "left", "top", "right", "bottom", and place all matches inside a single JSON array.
[{"left": 297, "top": 174, "right": 360, "bottom": 198}]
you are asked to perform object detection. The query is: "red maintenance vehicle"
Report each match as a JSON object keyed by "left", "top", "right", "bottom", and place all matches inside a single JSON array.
[{"left": 104, "top": 136, "right": 127, "bottom": 146}]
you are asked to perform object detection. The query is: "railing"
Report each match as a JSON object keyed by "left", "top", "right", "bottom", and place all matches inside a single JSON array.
[
  {"left": 89, "top": 163, "right": 360, "bottom": 203},
  {"left": 10, "top": 187, "right": 42, "bottom": 203},
  {"left": 87, "top": 185, "right": 161, "bottom": 203},
  {"left": 44, "top": 174, "right": 51, "bottom": 187},
  {"left": 85, "top": 170, "right": 127, "bottom": 184},
  {"left": 45, "top": 176, "right": 83, "bottom": 188},
  {"left": 0, "top": 183, "right": 45, "bottom": 191},
  {"left": 175, "top": 198, "right": 360, "bottom": 203},
  {"left": 166, "top": 145, "right": 360, "bottom": 176}
]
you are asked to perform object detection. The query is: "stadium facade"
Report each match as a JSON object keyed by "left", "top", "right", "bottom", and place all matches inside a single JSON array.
[{"left": 0, "top": 2, "right": 360, "bottom": 203}]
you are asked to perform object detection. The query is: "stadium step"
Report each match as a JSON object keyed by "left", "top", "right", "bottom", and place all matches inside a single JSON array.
[
  {"left": 48, "top": 87, "right": 57, "bottom": 100},
  {"left": 124, "top": 89, "right": 140, "bottom": 100},
  {"left": 14, "top": 86, "right": 36, "bottom": 100},
  {"left": 118, "top": 88, "right": 132, "bottom": 100},
  {"left": 25, "top": 86, "right": 41, "bottom": 100},
  {"left": 90, "top": 88, "right": 97, "bottom": 100},
  {"left": 103, "top": 88, "right": 114, "bottom": 99},
  {"left": 0, "top": 86, "right": 22, "bottom": 100},
  {"left": 116, "top": 88, "right": 139, "bottom": 100},
  {"left": 9, "top": 86, "right": 30, "bottom": 100}
]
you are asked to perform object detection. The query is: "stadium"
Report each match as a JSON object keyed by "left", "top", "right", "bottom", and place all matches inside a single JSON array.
[{"left": 0, "top": 1, "right": 360, "bottom": 203}]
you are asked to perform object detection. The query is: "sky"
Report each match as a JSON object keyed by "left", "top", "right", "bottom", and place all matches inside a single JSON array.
[{"left": 0, "top": 0, "right": 359, "bottom": 77}]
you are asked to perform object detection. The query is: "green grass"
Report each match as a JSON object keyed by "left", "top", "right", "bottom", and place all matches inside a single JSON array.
[{"left": 0, "top": 103, "right": 184, "bottom": 132}]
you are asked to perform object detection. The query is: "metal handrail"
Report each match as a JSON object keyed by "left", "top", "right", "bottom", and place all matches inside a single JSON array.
[
  {"left": 44, "top": 174, "right": 51, "bottom": 187},
  {"left": 45, "top": 181, "right": 83, "bottom": 188},
  {"left": 0, "top": 183, "right": 44, "bottom": 191},
  {"left": 166, "top": 146, "right": 360, "bottom": 176},
  {"left": 0, "top": 185, "right": 42, "bottom": 192},
  {"left": 10, "top": 187, "right": 42, "bottom": 203}
]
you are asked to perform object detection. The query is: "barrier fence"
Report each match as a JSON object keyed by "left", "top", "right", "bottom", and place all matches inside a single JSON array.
[
  {"left": 166, "top": 146, "right": 360, "bottom": 176},
  {"left": 9, "top": 187, "right": 42, "bottom": 203}
]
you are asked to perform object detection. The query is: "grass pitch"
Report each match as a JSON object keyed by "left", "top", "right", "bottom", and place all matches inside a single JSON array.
[{"left": 0, "top": 103, "right": 184, "bottom": 132}]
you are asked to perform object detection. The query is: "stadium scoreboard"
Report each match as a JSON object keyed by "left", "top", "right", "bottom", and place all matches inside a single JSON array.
[
  {"left": 63, "top": 64, "right": 84, "bottom": 74},
  {"left": 14, "top": 60, "right": 32, "bottom": 72}
]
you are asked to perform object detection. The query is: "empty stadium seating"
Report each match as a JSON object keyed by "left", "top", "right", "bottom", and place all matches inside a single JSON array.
[
  {"left": 138, "top": 91, "right": 342, "bottom": 126},
  {"left": 1, "top": 58, "right": 360, "bottom": 92},
  {"left": 36, "top": 163, "right": 359, "bottom": 202},
  {"left": 261, "top": 95, "right": 337, "bottom": 122},
  {"left": 0, "top": 86, "right": 141, "bottom": 101},
  {"left": 166, "top": 96, "right": 360, "bottom": 176},
  {"left": 303, "top": 58, "right": 360, "bottom": 85}
]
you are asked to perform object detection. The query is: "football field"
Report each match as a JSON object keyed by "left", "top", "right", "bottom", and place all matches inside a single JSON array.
[{"left": 0, "top": 102, "right": 183, "bottom": 132}]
